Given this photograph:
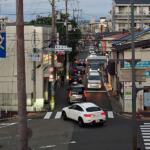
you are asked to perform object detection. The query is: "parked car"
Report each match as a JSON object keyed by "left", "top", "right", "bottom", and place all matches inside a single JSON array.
[
  {"left": 62, "top": 102, "right": 106, "bottom": 127},
  {"left": 67, "top": 84, "right": 86, "bottom": 103}
]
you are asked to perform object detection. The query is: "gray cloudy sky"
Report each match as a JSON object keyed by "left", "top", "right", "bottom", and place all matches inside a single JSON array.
[{"left": 0, "top": 0, "right": 112, "bottom": 21}]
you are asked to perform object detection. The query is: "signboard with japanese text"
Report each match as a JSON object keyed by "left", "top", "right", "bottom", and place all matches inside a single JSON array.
[
  {"left": 124, "top": 61, "right": 150, "bottom": 78},
  {"left": 45, "top": 45, "right": 72, "bottom": 52},
  {"left": 0, "top": 32, "right": 6, "bottom": 58}
]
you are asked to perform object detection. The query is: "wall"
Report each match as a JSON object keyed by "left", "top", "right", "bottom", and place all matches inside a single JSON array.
[{"left": 0, "top": 25, "right": 51, "bottom": 111}]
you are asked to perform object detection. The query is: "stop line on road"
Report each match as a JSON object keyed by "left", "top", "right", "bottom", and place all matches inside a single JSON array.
[
  {"left": 43, "top": 111, "right": 114, "bottom": 120},
  {"left": 140, "top": 122, "right": 150, "bottom": 150}
]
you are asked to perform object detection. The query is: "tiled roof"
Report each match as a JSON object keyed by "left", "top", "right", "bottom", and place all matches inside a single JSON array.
[
  {"left": 114, "top": 0, "right": 150, "bottom": 4},
  {"left": 113, "top": 39, "right": 150, "bottom": 51},
  {"left": 112, "top": 28, "right": 150, "bottom": 46}
]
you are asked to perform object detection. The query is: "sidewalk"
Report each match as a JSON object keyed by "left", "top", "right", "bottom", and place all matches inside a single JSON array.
[
  {"left": 104, "top": 83, "right": 150, "bottom": 120},
  {"left": 104, "top": 83, "right": 122, "bottom": 114}
]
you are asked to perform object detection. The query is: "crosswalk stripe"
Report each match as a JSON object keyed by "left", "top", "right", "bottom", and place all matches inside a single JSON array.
[
  {"left": 143, "top": 136, "right": 150, "bottom": 138},
  {"left": 144, "top": 139, "right": 150, "bottom": 142},
  {"left": 142, "top": 133, "right": 150, "bottom": 135},
  {"left": 55, "top": 112, "right": 62, "bottom": 119},
  {"left": 145, "top": 143, "right": 150, "bottom": 146},
  {"left": 141, "top": 125, "right": 150, "bottom": 127},
  {"left": 43, "top": 111, "right": 115, "bottom": 119},
  {"left": 141, "top": 128, "right": 150, "bottom": 130},
  {"left": 107, "top": 111, "right": 114, "bottom": 118},
  {"left": 141, "top": 130, "right": 150, "bottom": 132},
  {"left": 145, "top": 147, "right": 150, "bottom": 150},
  {"left": 144, "top": 123, "right": 150, "bottom": 125},
  {"left": 44, "top": 112, "right": 52, "bottom": 119}
]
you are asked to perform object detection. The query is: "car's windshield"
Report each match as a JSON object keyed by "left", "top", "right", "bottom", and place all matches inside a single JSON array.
[
  {"left": 88, "top": 75, "right": 101, "bottom": 80},
  {"left": 71, "top": 87, "right": 84, "bottom": 94},
  {"left": 90, "top": 64, "right": 99, "bottom": 70},
  {"left": 86, "top": 107, "right": 101, "bottom": 112}
]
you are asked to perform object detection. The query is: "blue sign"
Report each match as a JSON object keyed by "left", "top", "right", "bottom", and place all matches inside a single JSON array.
[
  {"left": 124, "top": 61, "right": 150, "bottom": 68},
  {"left": 0, "top": 32, "right": 6, "bottom": 58},
  {"left": 124, "top": 61, "right": 150, "bottom": 77}
]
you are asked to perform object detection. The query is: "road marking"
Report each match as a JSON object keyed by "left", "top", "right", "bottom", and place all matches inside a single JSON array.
[
  {"left": 70, "top": 141, "right": 76, "bottom": 144},
  {"left": 141, "top": 125, "right": 150, "bottom": 127},
  {"left": 0, "top": 122, "right": 17, "bottom": 129},
  {"left": 144, "top": 123, "right": 150, "bottom": 125},
  {"left": 55, "top": 112, "right": 62, "bottom": 119},
  {"left": 142, "top": 133, "right": 150, "bottom": 135},
  {"left": 44, "top": 112, "right": 52, "bottom": 119},
  {"left": 141, "top": 130, "right": 150, "bottom": 132},
  {"left": 141, "top": 128, "right": 150, "bottom": 130},
  {"left": 107, "top": 111, "right": 114, "bottom": 118},
  {"left": 40, "top": 145, "right": 56, "bottom": 149},
  {"left": 144, "top": 139, "right": 150, "bottom": 142},
  {"left": 145, "top": 143, "right": 150, "bottom": 146},
  {"left": 143, "top": 136, "right": 150, "bottom": 138},
  {"left": 145, "top": 147, "right": 150, "bottom": 150}
]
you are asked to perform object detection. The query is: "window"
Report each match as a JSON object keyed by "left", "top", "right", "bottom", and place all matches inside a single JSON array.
[
  {"left": 88, "top": 75, "right": 101, "bottom": 80},
  {"left": 75, "top": 105, "right": 83, "bottom": 112},
  {"left": 86, "top": 107, "right": 101, "bottom": 112}
]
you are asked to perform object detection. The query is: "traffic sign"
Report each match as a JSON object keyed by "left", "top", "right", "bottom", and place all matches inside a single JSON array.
[
  {"left": 45, "top": 45, "right": 72, "bottom": 52},
  {"left": 26, "top": 53, "right": 41, "bottom": 61},
  {"left": 0, "top": 32, "right": 6, "bottom": 58}
]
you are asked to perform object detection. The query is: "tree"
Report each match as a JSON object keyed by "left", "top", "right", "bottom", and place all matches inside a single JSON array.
[{"left": 27, "top": 14, "right": 82, "bottom": 61}]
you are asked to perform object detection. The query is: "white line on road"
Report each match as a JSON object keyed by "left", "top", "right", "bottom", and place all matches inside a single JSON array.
[
  {"left": 40, "top": 145, "right": 56, "bottom": 149},
  {"left": 141, "top": 128, "right": 150, "bottom": 130},
  {"left": 144, "top": 123, "right": 150, "bottom": 125},
  {"left": 0, "top": 122, "right": 17, "bottom": 129},
  {"left": 144, "top": 139, "right": 150, "bottom": 142},
  {"left": 70, "top": 141, "right": 76, "bottom": 144},
  {"left": 141, "top": 125, "right": 150, "bottom": 127},
  {"left": 145, "top": 147, "right": 150, "bottom": 150},
  {"left": 44, "top": 112, "right": 52, "bottom": 119},
  {"left": 143, "top": 136, "right": 150, "bottom": 138},
  {"left": 55, "top": 112, "right": 62, "bottom": 119},
  {"left": 142, "top": 133, "right": 150, "bottom": 135},
  {"left": 107, "top": 111, "right": 114, "bottom": 118},
  {"left": 145, "top": 143, "right": 150, "bottom": 146},
  {"left": 141, "top": 130, "right": 150, "bottom": 132}
]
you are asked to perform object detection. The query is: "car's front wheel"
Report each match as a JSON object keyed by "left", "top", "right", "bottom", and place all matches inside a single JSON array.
[
  {"left": 78, "top": 117, "right": 84, "bottom": 127},
  {"left": 62, "top": 111, "right": 67, "bottom": 120}
]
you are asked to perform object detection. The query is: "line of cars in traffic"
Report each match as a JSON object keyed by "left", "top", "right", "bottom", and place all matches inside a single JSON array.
[{"left": 61, "top": 47, "right": 106, "bottom": 127}]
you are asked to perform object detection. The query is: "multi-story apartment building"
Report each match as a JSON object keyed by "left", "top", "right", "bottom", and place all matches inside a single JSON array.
[{"left": 112, "top": 0, "right": 150, "bottom": 31}]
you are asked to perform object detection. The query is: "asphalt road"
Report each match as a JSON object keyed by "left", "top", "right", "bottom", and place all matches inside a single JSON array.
[{"left": 0, "top": 49, "right": 149, "bottom": 150}]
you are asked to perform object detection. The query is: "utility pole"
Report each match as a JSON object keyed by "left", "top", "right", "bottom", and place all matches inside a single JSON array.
[
  {"left": 65, "top": 0, "right": 69, "bottom": 80},
  {"left": 49, "top": 0, "right": 56, "bottom": 110},
  {"left": 33, "top": 29, "right": 36, "bottom": 105},
  {"left": 131, "top": 0, "right": 137, "bottom": 150},
  {"left": 16, "top": 0, "right": 28, "bottom": 149}
]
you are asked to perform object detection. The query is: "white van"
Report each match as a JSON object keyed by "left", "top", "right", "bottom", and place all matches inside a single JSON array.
[{"left": 87, "top": 72, "right": 102, "bottom": 89}]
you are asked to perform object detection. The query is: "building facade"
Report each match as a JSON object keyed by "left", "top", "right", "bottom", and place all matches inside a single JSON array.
[
  {"left": 112, "top": 0, "right": 150, "bottom": 31},
  {"left": 0, "top": 25, "right": 51, "bottom": 112},
  {"left": 112, "top": 28, "right": 150, "bottom": 112}
]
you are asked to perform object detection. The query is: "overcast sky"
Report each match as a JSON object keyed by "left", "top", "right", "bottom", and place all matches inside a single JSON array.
[{"left": 0, "top": 0, "right": 112, "bottom": 21}]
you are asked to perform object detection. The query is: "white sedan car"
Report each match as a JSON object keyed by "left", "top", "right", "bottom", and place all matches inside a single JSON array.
[{"left": 62, "top": 102, "right": 106, "bottom": 127}]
